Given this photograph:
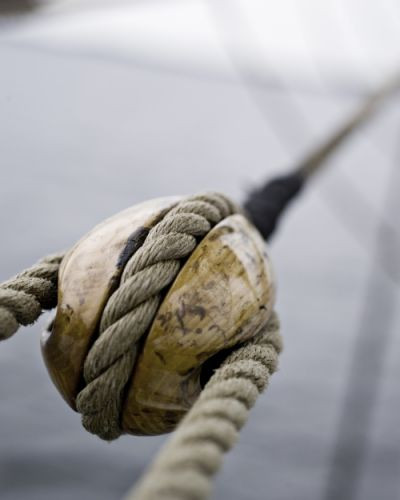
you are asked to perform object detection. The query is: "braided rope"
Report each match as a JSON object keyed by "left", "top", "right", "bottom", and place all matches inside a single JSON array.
[
  {"left": 0, "top": 194, "right": 282, "bottom": 500},
  {"left": 76, "top": 193, "right": 239, "bottom": 440},
  {"left": 125, "top": 311, "right": 282, "bottom": 500},
  {"left": 0, "top": 253, "right": 64, "bottom": 341}
]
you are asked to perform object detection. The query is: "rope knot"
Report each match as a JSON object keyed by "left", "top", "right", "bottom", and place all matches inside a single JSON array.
[
  {"left": 3, "top": 192, "right": 278, "bottom": 443},
  {"left": 73, "top": 192, "right": 245, "bottom": 440}
]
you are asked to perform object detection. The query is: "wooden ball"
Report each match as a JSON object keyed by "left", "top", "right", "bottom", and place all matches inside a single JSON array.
[{"left": 41, "top": 197, "right": 275, "bottom": 435}]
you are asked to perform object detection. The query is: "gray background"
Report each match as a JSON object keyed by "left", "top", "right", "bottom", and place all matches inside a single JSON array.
[{"left": 0, "top": 2, "right": 399, "bottom": 499}]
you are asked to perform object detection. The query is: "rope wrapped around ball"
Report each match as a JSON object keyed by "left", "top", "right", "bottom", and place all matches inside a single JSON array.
[
  {"left": 0, "top": 193, "right": 280, "bottom": 441},
  {"left": 0, "top": 192, "right": 282, "bottom": 500},
  {"left": 74, "top": 192, "right": 241, "bottom": 440}
]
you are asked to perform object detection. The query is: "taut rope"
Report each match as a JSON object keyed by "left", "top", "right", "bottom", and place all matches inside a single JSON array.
[
  {"left": 0, "top": 253, "right": 64, "bottom": 340},
  {"left": 125, "top": 312, "right": 281, "bottom": 500}
]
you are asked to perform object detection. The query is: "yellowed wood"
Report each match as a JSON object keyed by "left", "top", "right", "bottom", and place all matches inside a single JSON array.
[
  {"left": 122, "top": 214, "right": 275, "bottom": 435},
  {"left": 41, "top": 197, "right": 180, "bottom": 409}
]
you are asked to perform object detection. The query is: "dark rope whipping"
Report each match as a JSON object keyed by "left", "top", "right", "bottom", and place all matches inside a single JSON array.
[{"left": 244, "top": 72, "right": 400, "bottom": 241}]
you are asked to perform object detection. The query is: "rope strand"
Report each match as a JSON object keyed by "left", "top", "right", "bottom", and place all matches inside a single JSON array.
[
  {"left": 125, "top": 312, "right": 281, "bottom": 500},
  {"left": 0, "top": 253, "right": 64, "bottom": 340}
]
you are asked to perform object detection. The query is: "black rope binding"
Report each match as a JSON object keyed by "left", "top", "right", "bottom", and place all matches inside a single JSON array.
[{"left": 244, "top": 171, "right": 305, "bottom": 241}]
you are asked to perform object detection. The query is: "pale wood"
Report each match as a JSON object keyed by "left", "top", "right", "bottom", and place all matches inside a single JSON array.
[{"left": 41, "top": 197, "right": 180, "bottom": 408}]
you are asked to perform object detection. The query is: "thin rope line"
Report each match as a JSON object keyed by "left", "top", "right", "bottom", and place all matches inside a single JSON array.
[{"left": 207, "top": 0, "right": 400, "bottom": 245}]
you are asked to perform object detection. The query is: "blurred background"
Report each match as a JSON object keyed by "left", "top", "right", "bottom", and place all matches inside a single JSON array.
[{"left": 0, "top": 1, "right": 399, "bottom": 499}]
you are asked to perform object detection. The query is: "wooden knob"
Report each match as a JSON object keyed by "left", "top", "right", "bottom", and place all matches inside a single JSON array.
[{"left": 41, "top": 196, "right": 275, "bottom": 435}]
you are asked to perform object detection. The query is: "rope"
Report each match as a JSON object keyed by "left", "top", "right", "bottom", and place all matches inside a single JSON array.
[
  {"left": 0, "top": 253, "right": 64, "bottom": 340},
  {"left": 0, "top": 193, "right": 280, "bottom": 500},
  {"left": 125, "top": 311, "right": 282, "bottom": 500},
  {"left": 76, "top": 193, "right": 239, "bottom": 441},
  {"left": 244, "top": 72, "right": 400, "bottom": 241}
]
